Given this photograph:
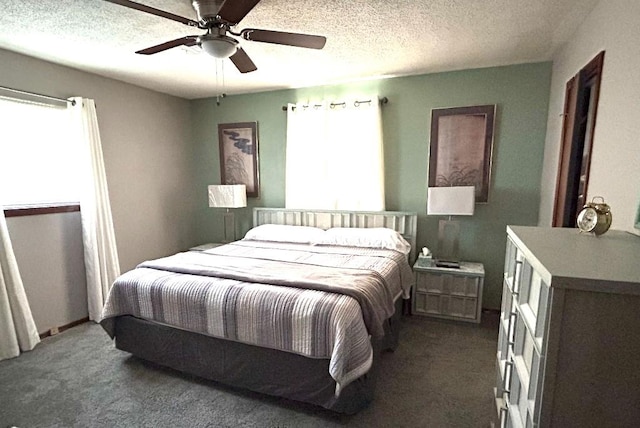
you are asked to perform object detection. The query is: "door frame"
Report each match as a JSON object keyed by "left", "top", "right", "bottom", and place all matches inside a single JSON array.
[{"left": 552, "top": 51, "right": 605, "bottom": 227}]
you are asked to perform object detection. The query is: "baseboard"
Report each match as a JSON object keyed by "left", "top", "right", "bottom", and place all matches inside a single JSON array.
[{"left": 39, "top": 317, "right": 90, "bottom": 339}]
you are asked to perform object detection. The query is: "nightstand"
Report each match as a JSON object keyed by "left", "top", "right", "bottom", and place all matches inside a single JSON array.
[
  {"left": 189, "top": 243, "right": 225, "bottom": 251},
  {"left": 412, "top": 258, "right": 484, "bottom": 323}
]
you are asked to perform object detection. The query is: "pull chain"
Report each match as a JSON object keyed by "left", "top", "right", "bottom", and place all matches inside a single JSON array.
[{"left": 215, "top": 59, "right": 227, "bottom": 106}]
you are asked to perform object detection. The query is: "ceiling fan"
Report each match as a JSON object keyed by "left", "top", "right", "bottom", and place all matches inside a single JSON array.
[{"left": 104, "top": 0, "right": 327, "bottom": 73}]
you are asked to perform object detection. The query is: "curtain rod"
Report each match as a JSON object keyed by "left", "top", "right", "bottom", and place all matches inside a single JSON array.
[
  {"left": 281, "top": 96, "right": 388, "bottom": 111},
  {"left": 0, "top": 85, "right": 74, "bottom": 106}
]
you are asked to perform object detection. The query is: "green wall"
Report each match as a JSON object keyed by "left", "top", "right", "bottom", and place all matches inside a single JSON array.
[{"left": 190, "top": 62, "right": 552, "bottom": 309}]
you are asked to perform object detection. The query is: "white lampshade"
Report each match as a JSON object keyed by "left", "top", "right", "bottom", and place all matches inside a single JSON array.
[
  {"left": 427, "top": 186, "right": 475, "bottom": 216},
  {"left": 208, "top": 185, "right": 247, "bottom": 208}
]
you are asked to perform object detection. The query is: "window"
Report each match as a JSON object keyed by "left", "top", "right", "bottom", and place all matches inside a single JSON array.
[
  {"left": 0, "top": 97, "right": 80, "bottom": 208},
  {"left": 285, "top": 98, "right": 385, "bottom": 211}
]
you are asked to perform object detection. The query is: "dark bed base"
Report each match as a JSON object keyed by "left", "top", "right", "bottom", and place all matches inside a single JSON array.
[{"left": 112, "top": 299, "right": 402, "bottom": 414}]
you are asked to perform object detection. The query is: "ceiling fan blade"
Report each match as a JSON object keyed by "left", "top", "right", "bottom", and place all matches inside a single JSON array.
[
  {"left": 241, "top": 29, "right": 326, "bottom": 49},
  {"left": 218, "top": 0, "right": 262, "bottom": 24},
  {"left": 229, "top": 48, "right": 257, "bottom": 73},
  {"left": 136, "top": 36, "right": 199, "bottom": 55},
  {"left": 103, "top": 0, "right": 198, "bottom": 27}
]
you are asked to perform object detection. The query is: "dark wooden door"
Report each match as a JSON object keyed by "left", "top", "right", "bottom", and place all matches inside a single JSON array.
[{"left": 552, "top": 51, "right": 605, "bottom": 227}]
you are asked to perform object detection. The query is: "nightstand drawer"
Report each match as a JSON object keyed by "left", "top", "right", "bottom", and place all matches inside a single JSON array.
[
  {"left": 447, "top": 295, "right": 479, "bottom": 319},
  {"left": 414, "top": 292, "right": 478, "bottom": 319},
  {"left": 412, "top": 261, "right": 484, "bottom": 323},
  {"left": 416, "top": 271, "right": 480, "bottom": 296},
  {"left": 450, "top": 276, "right": 480, "bottom": 297}
]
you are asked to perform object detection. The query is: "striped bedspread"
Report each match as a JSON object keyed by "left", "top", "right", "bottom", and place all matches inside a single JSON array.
[{"left": 100, "top": 240, "right": 414, "bottom": 393}]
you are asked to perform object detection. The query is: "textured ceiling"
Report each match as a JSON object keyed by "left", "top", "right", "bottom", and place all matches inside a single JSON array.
[{"left": 0, "top": 0, "right": 599, "bottom": 100}]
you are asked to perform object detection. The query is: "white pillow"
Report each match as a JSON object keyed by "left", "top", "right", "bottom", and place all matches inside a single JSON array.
[
  {"left": 243, "top": 224, "right": 326, "bottom": 244},
  {"left": 318, "top": 227, "right": 411, "bottom": 255}
]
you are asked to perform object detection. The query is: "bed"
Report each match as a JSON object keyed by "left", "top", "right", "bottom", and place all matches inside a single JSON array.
[{"left": 100, "top": 208, "right": 417, "bottom": 414}]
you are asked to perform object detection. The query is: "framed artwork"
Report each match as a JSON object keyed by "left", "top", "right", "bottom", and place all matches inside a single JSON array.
[
  {"left": 218, "top": 122, "right": 259, "bottom": 197},
  {"left": 429, "top": 105, "right": 496, "bottom": 203}
]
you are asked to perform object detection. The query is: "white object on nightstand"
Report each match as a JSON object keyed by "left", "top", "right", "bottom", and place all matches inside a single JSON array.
[
  {"left": 412, "top": 258, "right": 484, "bottom": 323},
  {"left": 189, "top": 243, "right": 224, "bottom": 251}
]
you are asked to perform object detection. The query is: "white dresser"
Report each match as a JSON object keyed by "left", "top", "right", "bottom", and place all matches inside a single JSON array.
[{"left": 495, "top": 226, "right": 640, "bottom": 428}]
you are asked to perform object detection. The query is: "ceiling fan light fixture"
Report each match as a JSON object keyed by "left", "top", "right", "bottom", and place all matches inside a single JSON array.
[{"left": 199, "top": 35, "right": 239, "bottom": 58}]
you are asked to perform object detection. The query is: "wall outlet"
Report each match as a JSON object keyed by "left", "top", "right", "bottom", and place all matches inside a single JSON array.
[{"left": 49, "top": 326, "right": 59, "bottom": 336}]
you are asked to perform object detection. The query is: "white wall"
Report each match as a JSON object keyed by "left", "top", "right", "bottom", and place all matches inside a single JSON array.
[
  {"left": 1, "top": 48, "right": 200, "bottom": 269},
  {"left": 539, "top": 0, "right": 640, "bottom": 234},
  {"left": 1, "top": 48, "right": 200, "bottom": 332},
  {"left": 7, "top": 212, "right": 87, "bottom": 334}
]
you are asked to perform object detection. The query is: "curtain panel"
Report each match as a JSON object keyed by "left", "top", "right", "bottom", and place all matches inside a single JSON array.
[
  {"left": 69, "top": 97, "right": 120, "bottom": 321},
  {"left": 0, "top": 209, "right": 40, "bottom": 361},
  {"left": 285, "top": 98, "right": 385, "bottom": 211}
]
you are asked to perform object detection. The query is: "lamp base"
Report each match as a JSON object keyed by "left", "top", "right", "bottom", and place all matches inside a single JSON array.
[
  {"left": 436, "top": 219, "right": 461, "bottom": 267},
  {"left": 222, "top": 209, "right": 236, "bottom": 243}
]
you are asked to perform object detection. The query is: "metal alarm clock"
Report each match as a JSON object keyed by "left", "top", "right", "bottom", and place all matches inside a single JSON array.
[{"left": 576, "top": 196, "right": 612, "bottom": 236}]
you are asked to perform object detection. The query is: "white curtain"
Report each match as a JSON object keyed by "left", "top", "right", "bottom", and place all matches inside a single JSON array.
[
  {"left": 0, "top": 209, "right": 40, "bottom": 361},
  {"left": 69, "top": 97, "right": 120, "bottom": 321},
  {"left": 286, "top": 98, "right": 385, "bottom": 211}
]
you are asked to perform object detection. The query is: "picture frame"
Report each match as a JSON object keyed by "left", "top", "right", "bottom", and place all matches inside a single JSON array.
[
  {"left": 429, "top": 105, "right": 496, "bottom": 203},
  {"left": 218, "top": 122, "right": 259, "bottom": 198}
]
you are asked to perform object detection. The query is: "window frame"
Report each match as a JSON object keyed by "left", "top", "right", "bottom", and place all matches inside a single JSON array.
[{"left": 3, "top": 203, "right": 80, "bottom": 218}]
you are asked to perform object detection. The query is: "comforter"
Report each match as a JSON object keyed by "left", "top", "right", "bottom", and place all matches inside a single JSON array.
[{"left": 100, "top": 240, "right": 414, "bottom": 394}]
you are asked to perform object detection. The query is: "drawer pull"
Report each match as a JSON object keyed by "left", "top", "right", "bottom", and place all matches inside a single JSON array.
[
  {"left": 507, "top": 312, "right": 518, "bottom": 345},
  {"left": 499, "top": 406, "right": 509, "bottom": 428},
  {"left": 513, "top": 261, "right": 523, "bottom": 294},
  {"left": 503, "top": 360, "right": 514, "bottom": 394}
]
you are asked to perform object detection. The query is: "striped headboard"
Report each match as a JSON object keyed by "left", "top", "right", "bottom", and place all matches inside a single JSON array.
[{"left": 253, "top": 208, "right": 418, "bottom": 262}]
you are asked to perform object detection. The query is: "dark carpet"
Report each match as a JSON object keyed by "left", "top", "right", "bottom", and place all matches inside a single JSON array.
[{"left": 0, "top": 312, "right": 499, "bottom": 428}]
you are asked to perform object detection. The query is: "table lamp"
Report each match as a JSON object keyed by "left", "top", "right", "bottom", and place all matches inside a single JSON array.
[
  {"left": 208, "top": 184, "right": 247, "bottom": 242},
  {"left": 427, "top": 186, "right": 475, "bottom": 268}
]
